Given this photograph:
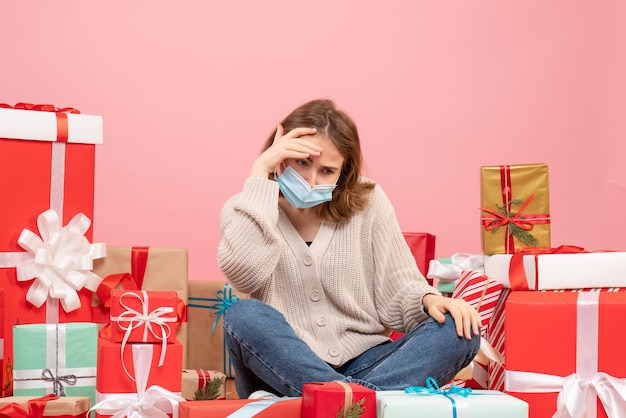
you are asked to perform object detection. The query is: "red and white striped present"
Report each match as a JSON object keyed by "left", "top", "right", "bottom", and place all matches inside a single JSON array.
[
  {"left": 181, "top": 369, "right": 226, "bottom": 400},
  {"left": 452, "top": 270, "right": 503, "bottom": 337}
]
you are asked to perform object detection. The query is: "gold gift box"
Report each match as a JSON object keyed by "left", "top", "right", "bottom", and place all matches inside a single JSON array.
[{"left": 481, "top": 164, "right": 551, "bottom": 254}]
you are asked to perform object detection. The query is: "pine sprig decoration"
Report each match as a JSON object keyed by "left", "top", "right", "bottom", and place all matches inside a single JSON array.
[
  {"left": 336, "top": 398, "right": 365, "bottom": 418},
  {"left": 193, "top": 376, "right": 225, "bottom": 400},
  {"left": 488, "top": 199, "right": 539, "bottom": 247}
]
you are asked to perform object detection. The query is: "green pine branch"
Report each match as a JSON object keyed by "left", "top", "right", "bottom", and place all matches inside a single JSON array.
[
  {"left": 488, "top": 199, "right": 539, "bottom": 247},
  {"left": 193, "top": 376, "right": 226, "bottom": 400},
  {"left": 336, "top": 398, "right": 365, "bottom": 418}
]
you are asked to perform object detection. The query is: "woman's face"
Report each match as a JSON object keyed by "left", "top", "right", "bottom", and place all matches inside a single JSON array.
[{"left": 282, "top": 134, "right": 345, "bottom": 188}]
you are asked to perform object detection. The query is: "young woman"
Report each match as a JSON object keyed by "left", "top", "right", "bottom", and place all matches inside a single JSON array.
[{"left": 218, "top": 99, "right": 480, "bottom": 398}]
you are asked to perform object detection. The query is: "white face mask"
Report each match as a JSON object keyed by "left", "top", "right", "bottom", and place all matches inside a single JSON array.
[{"left": 276, "top": 165, "right": 337, "bottom": 209}]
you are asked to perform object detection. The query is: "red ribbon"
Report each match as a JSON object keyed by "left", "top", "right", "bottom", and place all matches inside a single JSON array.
[
  {"left": 481, "top": 165, "right": 551, "bottom": 253},
  {"left": 0, "top": 394, "right": 59, "bottom": 418},
  {"left": 131, "top": 246, "right": 149, "bottom": 289},
  {"left": 508, "top": 245, "right": 588, "bottom": 290},
  {"left": 0, "top": 102, "right": 80, "bottom": 143}
]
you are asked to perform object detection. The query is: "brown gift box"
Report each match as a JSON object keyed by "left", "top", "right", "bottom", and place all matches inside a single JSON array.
[
  {"left": 0, "top": 396, "right": 90, "bottom": 416},
  {"left": 181, "top": 369, "right": 226, "bottom": 400},
  {"left": 480, "top": 164, "right": 551, "bottom": 254},
  {"left": 187, "top": 280, "right": 247, "bottom": 378},
  {"left": 92, "top": 246, "right": 189, "bottom": 367}
]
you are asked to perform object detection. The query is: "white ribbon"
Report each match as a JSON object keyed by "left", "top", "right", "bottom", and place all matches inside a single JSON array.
[
  {"left": 2, "top": 209, "right": 107, "bottom": 313},
  {"left": 111, "top": 290, "right": 177, "bottom": 378},
  {"left": 505, "top": 292, "right": 626, "bottom": 418},
  {"left": 89, "top": 344, "right": 185, "bottom": 418},
  {"left": 427, "top": 253, "right": 485, "bottom": 282}
]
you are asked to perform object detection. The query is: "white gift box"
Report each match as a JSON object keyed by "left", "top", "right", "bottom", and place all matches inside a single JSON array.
[
  {"left": 0, "top": 107, "right": 103, "bottom": 144},
  {"left": 376, "top": 390, "right": 528, "bottom": 418},
  {"left": 483, "top": 252, "right": 626, "bottom": 290}
]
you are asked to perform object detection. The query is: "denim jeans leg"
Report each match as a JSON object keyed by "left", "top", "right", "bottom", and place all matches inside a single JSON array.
[
  {"left": 223, "top": 298, "right": 348, "bottom": 397},
  {"left": 337, "top": 314, "right": 480, "bottom": 390}
]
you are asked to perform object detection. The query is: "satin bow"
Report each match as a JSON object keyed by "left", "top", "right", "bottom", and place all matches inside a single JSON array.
[
  {"left": 207, "top": 283, "right": 240, "bottom": 334},
  {"left": 90, "top": 344, "right": 184, "bottom": 418},
  {"left": 405, "top": 377, "right": 472, "bottom": 418},
  {"left": 112, "top": 291, "right": 177, "bottom": 378},
  {"left": 15, "top": 209, "right": 106, "bottom": 312}
]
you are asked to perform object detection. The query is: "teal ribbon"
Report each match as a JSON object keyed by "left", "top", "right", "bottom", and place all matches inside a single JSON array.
[
  {"left": 405, "top": 377, "right": 472, "bottom": 418},
  {"left": 188, "top": 283, "right": 240, "bottom": 376}
]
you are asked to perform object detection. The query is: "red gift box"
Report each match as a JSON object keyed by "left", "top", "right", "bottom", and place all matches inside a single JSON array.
[
  {"left": 178, "top": 398, "right": 301, "bottom": 418},
  {"left": 0, "top": 106, "right": 104, "bottom": 396},
  {"left": 504, "top": 291, "right": 626, "bottom": 418},
  {"left": 302, "top": 381, "right": 376, "bottom": 418},
  {"left": 108, "top": 289, "right": 180, "bottom": 344},
  {"left": 94, "top": 339, "right": 184, "bottom": 417},
  {"left": 402, "top": 232, "right": 436, "bottom": 278}
]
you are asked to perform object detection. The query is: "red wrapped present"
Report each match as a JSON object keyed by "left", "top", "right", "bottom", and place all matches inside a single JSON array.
[
  {"left": 480, "top": 163, "right": 551, "bottom": 254},
  {"left": 108, "top": 289, "right": 181, "bottom": 345},
  {"left": 402, "top": 232, "right": 436, "bottom": 278},
  {"left": 178, "top": 398, "right": 301, "bottom": 418},
  {"left": 181, "top": 369, "right": 226, "bottom": 400},
  {"left": 91, "top": 246, "right": 189, "bottom": 367},
  {"left": 302, "top": 381, "right": 376, "bottom": 418},
  {"left": 504, "top": 290, "right": 626, "bottom": 417},
  {"left": 0, "top": 104, "right": 103, "bottom": 396},
  {"left": 93, "top": 341, "right": 184, "bottom": 417}
]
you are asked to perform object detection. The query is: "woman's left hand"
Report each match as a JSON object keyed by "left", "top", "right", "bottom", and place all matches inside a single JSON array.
[{"left": 422, "top": 294, "right": 481, "bottom": 339}]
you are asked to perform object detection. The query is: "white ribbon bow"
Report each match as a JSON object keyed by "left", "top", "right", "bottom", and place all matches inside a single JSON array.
[
  {"left": 14, "top": 209, "right": 106, "bottom": 312},
  {"left": 89, "top": 344, "right": 184, "bottom": 418},
  {"left": 506, "top": 370, "right": 626, "bottom": 418},
  {"left": 427, "top": 253, "right": 485, "bottom": 282},
  {"left": 111, "top": 290, "right": 177, "bottom": 378}
]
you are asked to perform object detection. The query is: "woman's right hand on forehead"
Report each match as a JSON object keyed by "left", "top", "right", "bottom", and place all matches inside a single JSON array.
[{"left": 250, "top": 124, "right": 322, "bottom": 178}]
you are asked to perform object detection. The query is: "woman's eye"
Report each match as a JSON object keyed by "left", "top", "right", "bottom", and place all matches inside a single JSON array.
[{"left": 296, "top": 160, "right": 308, "bottom": 167}]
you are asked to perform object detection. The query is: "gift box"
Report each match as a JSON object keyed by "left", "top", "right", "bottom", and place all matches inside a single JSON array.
[
  {"left": 0, "top": 394, "right": 91, "bottom": 417},
  {"left": 12, "top": 323, "right": 97, "bottom": 407},
  {"left": 91, "top": 246, "right": 189, "bottom": 366},
  {"left": 181, "top": 369, "right": 226, "bottom": 400},
  {"left": 0, "top": 289, "right": 6, "bottom": 397},
  {"left": 484, "top": 249, "right": 626, "bottom": 290},
  {"left": 376, "top": 389, "right": 528, "bottom": 417},
  {"left": 504, "top": 290, "right": 626, "bottom": 418},
  {"left": 480, "top": 164, "right": 550, "bottom": 254},
  {"left": 108, "top": 289, "right": 181, "bottom": 344},
  {"left": 93, "top": 341, "right": 184, "bottom": 418},
  {"left": 178, "top": 398, "right": 301, "bottom": 418},
  {"left": 302, "top": 381, "right": 376, "bottom": 418},
  {"left": 402, "top": 232, "right": 436, "bottom": 279},
  {"left": 0, "top": 104, "right": 103, "bottom": 395},
  {"left": 187, "top": 281, "right": 247, "bottom": 378}
]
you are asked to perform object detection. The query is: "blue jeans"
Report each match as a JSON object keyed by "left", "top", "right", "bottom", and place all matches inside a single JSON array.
[{"left": 223, "top": 298, "right": 480, "bottom": 398}]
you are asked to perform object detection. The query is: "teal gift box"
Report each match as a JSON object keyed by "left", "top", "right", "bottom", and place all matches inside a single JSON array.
[
  {"left": 376, "top": 389, "right": 529, "bottom": 417},
  {"left": 12, "top": 322, "right": 97, "bottom": 408}
]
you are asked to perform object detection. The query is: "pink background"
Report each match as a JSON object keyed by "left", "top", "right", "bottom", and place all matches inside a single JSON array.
[{"left": 2, "top": 1, "right": 624, "bottom": 281}]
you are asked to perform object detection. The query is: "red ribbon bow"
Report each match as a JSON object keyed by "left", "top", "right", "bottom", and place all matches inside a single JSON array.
[
  {"left": 509, "top": 245, "right": 588, "bottom": 290},
  {"left": 0, "top": 394, "right": 58, "bottom": 418}
]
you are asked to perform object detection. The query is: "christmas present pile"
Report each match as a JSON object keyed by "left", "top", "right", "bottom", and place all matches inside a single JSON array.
[{"left": 476, "top": 163, "right": 626, "bottom": 416}]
